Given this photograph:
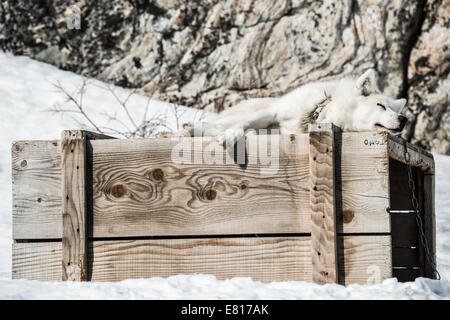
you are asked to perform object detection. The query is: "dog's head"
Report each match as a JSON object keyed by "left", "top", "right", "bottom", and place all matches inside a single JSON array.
[{"left": 342, "top": 69, "right": 408, "bottom": 133}]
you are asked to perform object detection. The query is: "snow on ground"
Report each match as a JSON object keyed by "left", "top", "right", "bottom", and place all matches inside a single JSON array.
[{"left": 0, "top": 52, "right": 449, "bottom": 299}]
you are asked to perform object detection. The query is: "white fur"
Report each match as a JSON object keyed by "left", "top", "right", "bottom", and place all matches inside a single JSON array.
[{"left": 187, "top": 69, "right": 407, "bottom": 144}]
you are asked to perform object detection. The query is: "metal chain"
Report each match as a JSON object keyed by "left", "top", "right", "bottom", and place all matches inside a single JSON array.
[{"left": 400, "top": 137, "right": 440, "bottom": 280}]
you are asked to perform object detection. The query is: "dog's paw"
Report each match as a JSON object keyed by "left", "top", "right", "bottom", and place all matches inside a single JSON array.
[{"left": 224, "top": 126, "right": 245, "bottom": 147}]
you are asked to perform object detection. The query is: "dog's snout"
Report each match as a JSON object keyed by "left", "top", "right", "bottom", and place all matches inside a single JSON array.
[{"left": 398, "top": 115, "right": 408, "bottom": 130}]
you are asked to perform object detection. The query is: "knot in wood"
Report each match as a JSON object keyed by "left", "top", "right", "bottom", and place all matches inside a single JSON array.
[
  {"left": 204, "top": 189, "right": 217, "bottom": 201},
  {"left": 20, "top": 160, "right": 27, "bottom": 167},
  {"left": 152, "top": 168, "right": 164, "bottom": 181},
  {"left": 111, "top": 184, "right": 126, "bottom": 198},
  {"left": 343, "top": 210, "right": 354, "bottom": 223}
]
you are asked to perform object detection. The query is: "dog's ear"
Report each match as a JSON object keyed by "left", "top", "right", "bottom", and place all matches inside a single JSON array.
[
  {"left": 390, "top": 98, "right": 407, "bottom": 113},
  {"left": 356, "top": 69, "right": 377, "bottom": 96}
]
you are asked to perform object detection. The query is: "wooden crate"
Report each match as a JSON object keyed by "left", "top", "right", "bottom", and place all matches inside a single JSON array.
[{"left": 11, "top": 124, "right": 436, "bottom": 285}]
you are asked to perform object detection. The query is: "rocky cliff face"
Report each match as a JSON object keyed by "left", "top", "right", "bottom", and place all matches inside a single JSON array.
[{"left": 1, "top": 0, "right": 448, "bottom": 154}]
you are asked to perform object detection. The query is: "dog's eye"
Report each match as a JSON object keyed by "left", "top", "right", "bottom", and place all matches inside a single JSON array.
[{"left": 377, "top": 103, "right": 387, "bottom": 110}]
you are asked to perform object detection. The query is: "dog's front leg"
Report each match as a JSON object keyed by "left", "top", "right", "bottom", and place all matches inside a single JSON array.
[{"left": 224, "top": 109, "right": 277, "bottom": 146}]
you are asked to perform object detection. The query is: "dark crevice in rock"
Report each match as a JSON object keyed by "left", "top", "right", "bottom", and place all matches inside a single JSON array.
[
  {"left": 400, "top": 0, "right": 426, "bottom": 100},
  {"left": 400, "top": 0, "right": 427, "bottom": 142}
]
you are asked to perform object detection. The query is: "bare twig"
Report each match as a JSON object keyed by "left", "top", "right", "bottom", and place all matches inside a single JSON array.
[
  {"left": 50, "top": 79, "right": 104, "bottom": 134},
  {"left": 49, "top": 80, "right": 187, "bottom": 139},
  {"left": 106, "top": 84, "right": 139, "bottom": 131}
]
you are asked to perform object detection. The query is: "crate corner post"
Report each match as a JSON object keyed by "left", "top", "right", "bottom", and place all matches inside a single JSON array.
[
  {"left": 308, "top": 123, "right": 340, "bottom": 284},
  {"left": 61, "top": 130, "right": 89, "bottom": 281},
  {"left": 423, "top": 155, "right": 437, "bottom": 279}
]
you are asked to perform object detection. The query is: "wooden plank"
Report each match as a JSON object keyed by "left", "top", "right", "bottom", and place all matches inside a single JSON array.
[
  {"left": 387, "top": 134, "right": 434, "bottom": 173},
  {"left": 13, "top": 236, "right": 394, "bottom": 284},
  {"left": 90, "top": 135, "right": 311, "bottom": 237},
  {"left": 12, "top": 237, "right": 312, "bottom": 282},
  {"left": 12, "top": 241, "right": 62, "bottom": 281},
  {"left": 12, "top": 140, "right": 62, "bottom": 240},
  {"left": 14, "top": 132, "right": 420, "bottom": 239},
  {"left": 423, "top": 173, "right": 437, "bottom": 279},
  {"left": 308, "top": 123, "right": 338, "bottom": 284},
  {"left": 337, "top": 132, "right": 390, "bottom": 233},
  {"left": 61, "top": 130, "right": 89, "bottom": 281},
  {"left": 89, "top": 237, "right": 312, "bottom": 282},
  {"left": 338, "top": 235, "right": 392, "bottom": 285}
]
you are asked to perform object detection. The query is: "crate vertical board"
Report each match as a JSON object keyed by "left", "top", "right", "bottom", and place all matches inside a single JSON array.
[
  {"left": 337, "top": 132, "right": 390, "bottom": 233},
  {"left": 338, "top": 236, "right": 392, "bottom": 285},
  {"left": 61, "top": 130, "right": 88, "bottom": 281},
  {"left": 423, "top": 173, "right": 437, "bottom": 278},
  {"left": 309, "top": 124, "right": 338, "bottom": 284},
  {"left": 12, "top": 140, "right": 62, "bottom": 239}
]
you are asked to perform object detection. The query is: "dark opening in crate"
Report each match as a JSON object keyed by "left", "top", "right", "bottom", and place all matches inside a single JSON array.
[{"left": 389, "top": 159, "right": 432, "bottom": 282}]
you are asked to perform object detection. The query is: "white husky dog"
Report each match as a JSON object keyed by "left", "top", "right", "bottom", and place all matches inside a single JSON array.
[{"left": 186, "top": 69, "right": 407, "bottom": 144}]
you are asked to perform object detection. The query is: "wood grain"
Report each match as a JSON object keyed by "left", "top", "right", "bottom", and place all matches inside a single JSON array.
[
  {"left": 423, "top": 173, "right": 437, "bottom": 279},
  {"left": 337, "top": 132, "right": 390, "bottom": 233},
  {"left": 12, "top": 241, "right": 62, "bottom": 281},
  {"left": 338, "top": 235, "right": 392, "bottom": 285},
  {"left": 61, "top": 130, "right": 88, "bottom": 281},
  {"left": 13, "top": 237, "right": 312, "bottom": 282},
  {"left": 89, "top": 237, "right": 312, "bottom": 282},
  {"left": 13, "top": 235, "right": 393, "bottom": 285},
  {"left": 308, "top": 123, "right": 338, "bottom": 284},
  {"left": 90, "top": 135, "right": 311, "bottom": 237},
  {"left": 12, "top": 140, "right": 62, "bottom": 239},
  {"left": 387, "top": 134, "right": 434, "bottom": 173},
  {"left": 13, "top": 133, "right": 431, "bottom": 239}
]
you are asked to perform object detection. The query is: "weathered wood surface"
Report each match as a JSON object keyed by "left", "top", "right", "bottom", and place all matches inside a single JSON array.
[
  {"left": 387, "top": 134, "right": 434, "bottom": 173},
  {"left": 90, "top": 135, "right": 311, "bottom": 237},
  {"left": 309, "top": 124, "right": 338, "bottom": 284},
  {"left": 13, "top": 132, "right": 430, "bottom": 239},
  {"left": 12, "top": 241, "right": 62, "bottom": 281},
  {"left": 13, "top": 235, "right": 391, "bottom": 285},
  {"left": 12, "top": 140, "right": 61, "bottom": 239},
  {"left": 61, "top": 130, "right": 88, "bottom": 281},
  {"left": 337, "top": 132, "right": 390, "bottom": 233},
  {"left": 423, "top": 173, "right": 437, "bottom": 279},
  {"left": 338, "top": 236, "right": 392, "bottom": 285},
  {"left": 89, "top": 237, "right": 312, "bottom": 282},
  {"left": 13, "top": 237, "right": 312, "bottom": 282}
]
